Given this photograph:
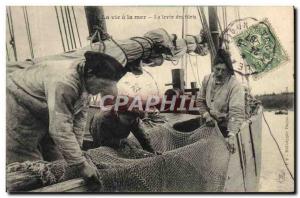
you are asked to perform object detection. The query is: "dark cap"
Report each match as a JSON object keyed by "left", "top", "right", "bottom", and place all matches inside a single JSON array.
[{"left": 84, "top": 51, "right": 126, "bottom": 81}]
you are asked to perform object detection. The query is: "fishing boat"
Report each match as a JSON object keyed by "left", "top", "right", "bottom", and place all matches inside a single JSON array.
[{"left": 6, "top": 6, "right": 263, "bottom": 192}]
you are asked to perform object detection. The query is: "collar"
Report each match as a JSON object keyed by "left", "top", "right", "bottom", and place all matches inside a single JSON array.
[{"left": 76, "top": 59, "right": 88, "bottom": 94}]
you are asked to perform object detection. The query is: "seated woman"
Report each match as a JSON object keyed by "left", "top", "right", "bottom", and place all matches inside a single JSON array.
[{"left": 196, "top": 49, "right": 245, "bottom": 153}]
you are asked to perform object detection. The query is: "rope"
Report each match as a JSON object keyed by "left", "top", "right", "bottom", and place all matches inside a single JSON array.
[
  {"left": 67, "top": 6, "right": 77, "bottom": 49},
  {"left": 142, "top": 68, "right": 160, "bottom": 96},
  {"left": 130, "top": 36, "right": 154, "bottom": 60},
  {"left": 195, "top": 56, "right": 201, "bottom": 87},
  {"left": 89, "top": 25, "right": 109, "bottom": 53},
  {"left": 182, "top": 7, "right": 185, "bottom": 40},
  {"left": 130, "top": 37, "right": 145, "bottom": 60},
  {"left": 54, "top": 6, "right": 66, "bottom": 52},
  {"left": 64, "top": 6, "right": 74, "bottom": 49},
  {"left": 197, "top": 7, "right": 217, "bottom": 59},
  {"left": 98, "top": 31, "right": 106, "bottom": 52},
  {"left": 221, "top": 7, "right": 229, "bottom": 50},
  {"left": 89, "top": 24, "right": 127, "bottom": 65},
  {"left": 184, "top": 7, "right": 189, "bottom": 85},
  {"left": 234, "top": 7, "right": 242, "bottom": 30},
  {"left": 187, "top": 54, "right": 200, "bottom": 86},
  {"left": 233, "top": 8, "right": 244, "bottom": 84},
  {"left": 216, "top": 8, "right": 227, "bottom": 50},
  {"left": 224, "top": 7, "right": 228, "bottom": 31},
  {"left": 23, "top": 6, "right": 34, "bottom": 59},
  {"left": 60, "top": 6, "right": 70, "bottom": 51},
  {"left": 215, "top": 8, "right": 224, "bottom": 34},
  {"left": 198, "top": 7, "right": 216, "bottom": 57},
  {"left": 143, "top": 37, "right": 155, "bottom": 59},
  {"left": 6, "top": 43, "right": 11, "bottom": 61},
  {"left": 71, "top": 6, "right": 82, "bottom": 47},
  {"left": 203, "top": 8, "right": 217, "bottom": 58},
  {"left": 235, "top": 7, "right": 251, "bottom": 87},
  {"left": 216, "top": 7, "right": 225, "bottom": 49},
  {"left": 262, "top": 111, "right": 294, "bottom": 181},
  {"left": 181, "top": 7, "right": 188, "bottom": 84},
  {"left": 130, "top": 36, "right": 154, "bottom": 53},
  {"left": 110, "top": 37, "right": 128, "bottom": 64},
  {"left": 170, "top": 59, "right": 180, "bottom": 66},
  {"left": 7, "top": 7, "right": 18, "bottom": 61},
  {"left": 222, "top": 7, "right": 226, "bottom": 32}
]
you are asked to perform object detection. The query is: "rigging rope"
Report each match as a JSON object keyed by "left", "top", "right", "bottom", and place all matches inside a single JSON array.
[
  {"left": 181, "top": 7, "right": 187, "bottom": 84},
  {"left": 60, "top": 6, "right": 70, "bottom": 51},
  {"left": 6, "top": 44, "right": 11, "bottom": 61},
  {"left": 235, "top": 7, "right": 242, "bottom": 30},
  {"left": 215, "top": 8, "right": 224, "bottom": 37},
  {"left": 67, "top": 6, "right": 77, "bottom": 49},
  {"left": 198, "top": 7, "right": 216, "bottom": 57},
  {"left": 54, "top": 6, "right": 66, "bottom": 52},
  {"left": 67, "top": 6, "right": 77, "bottom": 48},
  {"left": 170, "top": 59, "right": 180, "bottom": 66},
  {"left": 262, "top": 111, "right": 294, "bottom": 181},
  {"left": 142, "top": 68, "right": 160, "bottom": 96},
  {"left": 23, "top": 6, "right": 35, "bottom": 59},
  {"left": 71, "top": 6, "right": 82, "bottom": 47},
  {"left": 195, "top": 56, "right": 201, "bottom": 87},
  {"left": 222, "top": 7, "right": 229, "bottom": 50},
  {"left": 179, "top": 7, "right": 202, "bottom": 88},
  {"left": 187, "top": 54, "right": 200, "bottom": 86},
  {"left": 181, "top": 7, "right": 185, "bottom": 40},
  {"left": 7, "top": 7, "right": 18, "bottom": 61},
  {"left": 184, "top": 7, "right": 189, "bottom": 85},
  {"left": 64, "top": 6, "right": 74, "bottom": 49},
  {"left": 234, "top": 8, "right": 244, "bottom": 84},
  {"left": 222, "top": 7, "right": 226, "bottom": 32},
  {"left": 235, "top": 7, "right": 251, "bottom": 88},
  {"left": 130, "top": 37, "right": 145, "bottom": 59},
  {"left": 197, "top": 7, "right": 217, "bottom": 59}
]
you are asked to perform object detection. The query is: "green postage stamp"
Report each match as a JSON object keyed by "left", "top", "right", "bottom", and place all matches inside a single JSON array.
[{"left": 233, "top": 19, "right": 288, "bottom": 78}]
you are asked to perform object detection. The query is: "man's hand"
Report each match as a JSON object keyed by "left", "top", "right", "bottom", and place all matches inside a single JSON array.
[
  {"left": 120, "top": 139, "right": 137, "bottom": 149},
  {"left": 79, "top": 161, "right": 102, "bottom": 186},
  {"left": 203, "top": 112, "right": 215, "bottom": 127},
  {"left": 209, "top": 110, "right": 227, "bottom": 122},
  {"left": 225, "top": 133, "right": 236, "bottom": 154}
]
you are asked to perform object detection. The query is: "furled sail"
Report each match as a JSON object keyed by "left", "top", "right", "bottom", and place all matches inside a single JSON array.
[{"left": 7, "top": 28, "right": 208, "bottom": 76}]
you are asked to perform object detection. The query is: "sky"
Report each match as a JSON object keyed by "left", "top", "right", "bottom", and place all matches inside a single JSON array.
[
  {"left": 0, "top": 2, "right": 298, "bottom": 196},
  {"left": 6, "top": 6, "right": 294, "bottom": 95},
  {"left": 104, "top": 6, "right": 294, "bottom": 95}
]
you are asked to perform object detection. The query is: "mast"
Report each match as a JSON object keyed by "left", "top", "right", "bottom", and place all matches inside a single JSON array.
[
  {"left": 84, "top": 6, "right": 107, "bottom": 42},
  {"left": 208, "top": 6, "right": 219, "bottom": 71},
  {"left": 181, "top": 6, "right": 187, "bottom": 88}
]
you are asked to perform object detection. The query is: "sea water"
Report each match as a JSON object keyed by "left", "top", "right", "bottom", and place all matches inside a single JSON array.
[{"left": 259, "top": 111, "right": 294, "bottom": 192}]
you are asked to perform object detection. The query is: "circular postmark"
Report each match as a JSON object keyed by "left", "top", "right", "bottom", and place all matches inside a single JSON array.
[{"left": 222, "top": 18, "right": 288, "bottom": 80}]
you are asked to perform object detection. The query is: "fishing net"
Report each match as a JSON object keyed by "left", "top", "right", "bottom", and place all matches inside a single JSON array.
[
  {"left": 7, "top": 114, "right": 230, "bottom": 192},
  {"left": 87, "top": 124, "right": 230, "bottom": 192}
]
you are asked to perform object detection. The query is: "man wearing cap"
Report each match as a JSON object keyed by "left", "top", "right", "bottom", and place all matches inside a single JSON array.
[
  {"left": 90, "top": 97, "right": 160, "bottom": 154},
  {"left": 196, "top": 49, "right": 245, "bottom": 154},
  {"left": 89, "top": 103, "right": 158, "bottom": 154},
  {"left": 6, "top": 51, "right": 125, "bottom": 184}
]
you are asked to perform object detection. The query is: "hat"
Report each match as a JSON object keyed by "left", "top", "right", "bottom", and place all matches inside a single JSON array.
[{"left": 84, "top": 51, "right": 127, "bottom": 81}]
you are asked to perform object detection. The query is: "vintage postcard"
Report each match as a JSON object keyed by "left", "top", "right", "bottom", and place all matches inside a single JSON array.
[{"left": 5, "top": 6, "right": 295, "bottom": 192}]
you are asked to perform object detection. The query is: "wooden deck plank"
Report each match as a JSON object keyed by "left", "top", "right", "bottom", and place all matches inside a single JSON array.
[{"left": 31, "top": 178, "right": 86, "bottom": 192}]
